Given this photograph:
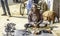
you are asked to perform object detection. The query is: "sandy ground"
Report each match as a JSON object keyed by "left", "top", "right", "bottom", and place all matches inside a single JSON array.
[{"left": 0, "top": 4, "right": 60, "bottom": 36}]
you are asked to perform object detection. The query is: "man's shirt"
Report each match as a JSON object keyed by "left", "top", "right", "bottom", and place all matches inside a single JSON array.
[{"left": 26, "top": 0, "right": 33, "bottom": 10}]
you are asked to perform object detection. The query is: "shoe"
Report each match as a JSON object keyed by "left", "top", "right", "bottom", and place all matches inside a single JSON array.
[
  {"left": 9, "top": 15, "right": 12, "bottom": 17},
  {"left": 43, "top": 30, "right": 49, "bottom": 33},
  {"left": 1, "top": 14, "right": 7, "bottom": 16}
]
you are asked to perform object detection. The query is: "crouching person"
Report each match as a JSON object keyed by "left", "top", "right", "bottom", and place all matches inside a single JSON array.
[{"left": 24, "top": 4, "right": 43, "bottom": 29}]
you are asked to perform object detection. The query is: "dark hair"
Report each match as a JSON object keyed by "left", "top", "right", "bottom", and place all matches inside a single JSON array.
[
  {"left": 31, "top": 3, "right": 37, "bottom": 11},
  {"left": 32, "top": 3, "right": 37, "bottom": 8}
]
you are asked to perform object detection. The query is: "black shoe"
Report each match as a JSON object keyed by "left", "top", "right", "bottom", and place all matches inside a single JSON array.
[
  {"left": 43, "top": 30, "right": 49, "bottom": 33},
  {"left": 9, "top": 15, "right": 12, "bottom": 17},
  {"left": 1, "top": 14, "right": 7, "bottom": 16}
]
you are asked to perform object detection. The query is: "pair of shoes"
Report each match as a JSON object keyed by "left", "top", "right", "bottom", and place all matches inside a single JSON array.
[{"left": 1, "top": 14, "right": 7, "bottom": 16}]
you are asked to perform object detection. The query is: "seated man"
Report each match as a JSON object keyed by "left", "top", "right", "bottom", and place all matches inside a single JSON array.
[{"left": 24, "top": 4, "right": 43, "bottom": 29}]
